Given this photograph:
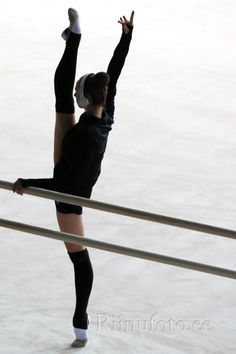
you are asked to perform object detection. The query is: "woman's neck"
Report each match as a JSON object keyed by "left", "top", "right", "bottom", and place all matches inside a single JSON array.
[{"left": 85, "top": 105, "right": 103, "bottom": 118}]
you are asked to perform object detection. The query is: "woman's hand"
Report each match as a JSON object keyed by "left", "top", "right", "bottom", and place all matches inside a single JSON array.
[
  {"left": 12, "top": 179, "right": 25, "bottom": 195},
  {"left": 118, "top": 10, "right": 135, "bottom": 34}
]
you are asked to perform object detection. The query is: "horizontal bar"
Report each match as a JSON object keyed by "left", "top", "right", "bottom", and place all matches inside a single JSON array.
[
  {"left": 1, "top": 180, "right": 236, "bottom": 240},
  {"left": 0, "top": 218, "right": 235, "bottom": 279}
]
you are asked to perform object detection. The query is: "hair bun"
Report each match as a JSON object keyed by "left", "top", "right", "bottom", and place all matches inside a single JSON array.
[
  {"left": 94, "top": 72, "right": 110, "bottom": 88},
  {"left": 84, "top": 71, "right": 110, "bottom": 106}
]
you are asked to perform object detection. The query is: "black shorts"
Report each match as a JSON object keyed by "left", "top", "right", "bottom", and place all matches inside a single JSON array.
[
  {"left": 55, "top": 201, "right": 83, "bottom": 215},
  {"left": 54, "top": 188, "right": 92, "bottom": 215}
]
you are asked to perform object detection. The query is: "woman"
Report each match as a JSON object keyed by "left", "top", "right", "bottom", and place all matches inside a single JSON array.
[{"left": 12, "top": 8, "right": 134, "bottom": 347}]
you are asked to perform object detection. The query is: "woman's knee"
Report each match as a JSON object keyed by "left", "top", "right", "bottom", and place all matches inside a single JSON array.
[
  {"left": 64, "top": 242, "right": 86, "bottom": 253},
  {"left": 56, "top": 211, "right": 85, "bottom": 252}
]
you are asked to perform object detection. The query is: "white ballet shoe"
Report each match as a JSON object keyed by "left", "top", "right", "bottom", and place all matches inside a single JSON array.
[
  {"left": 71, "top": 314, "right": 90, "bottom": 348},
  {"left": 68, "top": 8, "right": 79, "bottom": 25},
  {"left": 71, "top": 338, "right": 88, "bottom": 348},
  {"left": 61, "top": 8, "right": 81, "bottom": 41}
]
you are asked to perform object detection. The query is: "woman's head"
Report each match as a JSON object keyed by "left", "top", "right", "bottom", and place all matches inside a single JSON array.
[{"left": 75, "top": 72, "right": 110, "bottom": 109}]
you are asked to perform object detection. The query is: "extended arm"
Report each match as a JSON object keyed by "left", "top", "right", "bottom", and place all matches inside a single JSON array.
[
  {"left": 12, "top": 136, "right": 97, "bottom": 196},
  {"left": 105, "top": 11, "right": 135, "bottom": 118}
]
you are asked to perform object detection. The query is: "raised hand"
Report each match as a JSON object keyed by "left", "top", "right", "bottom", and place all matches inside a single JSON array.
[{"left": 118, "top": 10, "right": 135, "bottom": 34}]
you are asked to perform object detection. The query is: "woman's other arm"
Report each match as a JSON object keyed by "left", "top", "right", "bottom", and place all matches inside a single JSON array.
[{"left": 105, "top": 11, "right": 135, "bottom": 119}]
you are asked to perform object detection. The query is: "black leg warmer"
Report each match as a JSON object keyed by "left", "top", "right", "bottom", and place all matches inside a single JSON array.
[
  {"left": 68, "top": 248, "right": 94, "bottom": 329},
  {"left": 54, "top": 32, "right": 81, "bottom": 114}
]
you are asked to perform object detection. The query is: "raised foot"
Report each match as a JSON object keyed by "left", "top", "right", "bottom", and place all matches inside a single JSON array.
[
  {"left": 61, "top": 8, "right": 80, "bottom": 41},
  {"left": 68, "top": 8, "right": 79, "bottom": 25}
]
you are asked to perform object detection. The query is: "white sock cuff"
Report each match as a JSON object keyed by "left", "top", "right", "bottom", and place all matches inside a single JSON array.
[
  {"left": 74, "top": 327, "right": 88, "bottom": 341},
  {"left": 70, "top": 18, "right": 81, "bottom": 34}
]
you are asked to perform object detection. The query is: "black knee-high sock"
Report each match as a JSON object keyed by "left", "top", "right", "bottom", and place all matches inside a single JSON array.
[
  {"left": 68, "top": 248, "right": 94, "bottom": 329},
  {"left": 54, "top": 32, "right": 81, "bottom": 114}
]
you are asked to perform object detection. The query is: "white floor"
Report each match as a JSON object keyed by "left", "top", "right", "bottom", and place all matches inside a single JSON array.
[{"left": 0, "top": 1, "right": 236, "bottom": 353}]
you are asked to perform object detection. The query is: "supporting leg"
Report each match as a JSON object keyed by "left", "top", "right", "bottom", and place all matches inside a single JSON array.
[
  {"left": 70, "top": 249, "right": 93, "bottom": 348},
  {"left": 56, "top": 211, "right": 93, "bottom": 347},
  {"left": 56, "top": 212, "right": 93, "bottom": 346}
]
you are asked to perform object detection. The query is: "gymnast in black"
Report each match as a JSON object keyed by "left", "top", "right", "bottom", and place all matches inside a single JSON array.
[{"left": 12, "top": 8, "right": 134, "bottom": 348}]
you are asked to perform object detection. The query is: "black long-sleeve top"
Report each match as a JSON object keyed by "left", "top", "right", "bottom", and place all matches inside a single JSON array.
[{"left": 20, "top": 28, "right": 133, "bottom": 199}]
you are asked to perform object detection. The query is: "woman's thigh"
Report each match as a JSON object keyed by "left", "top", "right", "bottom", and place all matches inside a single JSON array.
[
  {"left": 56, "top": 210, "right": 86, "bottom": 252},
  {"left": 54, "top": 112, "right": 76, "bottom": 165}
]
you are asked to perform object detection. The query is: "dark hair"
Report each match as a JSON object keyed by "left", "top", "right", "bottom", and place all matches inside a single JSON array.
[{"left": 84, "top": 72, "right": 110, "bottom": 106}]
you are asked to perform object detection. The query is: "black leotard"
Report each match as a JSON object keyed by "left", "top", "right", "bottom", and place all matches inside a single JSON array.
[{"left": 20, "top": 27, "right": 133, "bottom": 214}]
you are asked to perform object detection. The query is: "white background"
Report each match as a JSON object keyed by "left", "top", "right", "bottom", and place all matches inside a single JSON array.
[{"left": 0, "top": 0, "right": 236, "bottom": 353}]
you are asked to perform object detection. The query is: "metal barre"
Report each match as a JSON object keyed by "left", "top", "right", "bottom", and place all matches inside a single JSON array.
[
  {"left": 0, "top": 179, "right": 236, "bottom": 240},
  {"left": 0, "top": 217, "right": 235, "bottom": 279}
]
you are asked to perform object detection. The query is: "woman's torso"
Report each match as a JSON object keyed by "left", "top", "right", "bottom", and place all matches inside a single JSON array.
[{"left": 54, "top": 111, "right": 113, "bottom": 196}]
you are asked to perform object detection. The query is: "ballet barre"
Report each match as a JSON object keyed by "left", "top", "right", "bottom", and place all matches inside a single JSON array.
[
  {"left": 0, "top": 179, "right": 235, "bottom": 279},
  {"left": 0, "top": 179, "right": 236, "bottom": 240}
]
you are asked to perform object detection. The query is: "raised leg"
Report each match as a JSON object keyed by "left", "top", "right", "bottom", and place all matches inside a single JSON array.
[
  {"left": 53, "top": 10, "right": 81, "bottom": 164},
  {"left": 54, "top": 113, "right": 76, "bottom": 165}
]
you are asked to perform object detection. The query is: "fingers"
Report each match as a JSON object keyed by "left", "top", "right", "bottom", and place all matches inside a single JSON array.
[
  {"left": 12, "top": 180, "right": 19, "bottom": 193},
  {"left": 118, "top": 16, "right": 127, "bottom": 25},
  {"left": 123, "top": 16, "right": 128, "bottom": 23},
  {"left": 118, "top": 10, "right": 135, "bottom": 26},
  {"left": 12, "top": 179, "right": 24, "bottom": 195},
  {"left": 130, "top": 10, "right": 135, "bottom": 25},
  {"left": 118, "top": 17, "right": 124, "bottom": 25}
]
